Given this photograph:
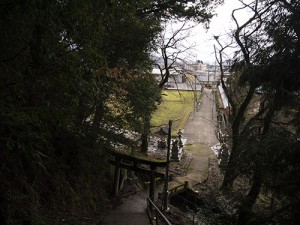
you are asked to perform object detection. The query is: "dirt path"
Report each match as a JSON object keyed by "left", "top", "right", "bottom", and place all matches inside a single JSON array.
[{"left": 102, "top": 88, "right": 218, "bottom": 225}]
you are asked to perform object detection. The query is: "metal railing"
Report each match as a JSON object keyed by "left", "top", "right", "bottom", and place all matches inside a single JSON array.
[
  {"left": 169, "top": 193, "right": 200, "bottom": 225},
  {"left": 147, "top": 197, "right": 171, "bottom": 225},
  {"left": 168, "top": 181, "right": 189, "bottom": 197}
]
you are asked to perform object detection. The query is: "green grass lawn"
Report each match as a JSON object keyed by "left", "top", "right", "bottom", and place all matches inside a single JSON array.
[{"left": 151, "top": 90, "right": 198, "bottom": 136}]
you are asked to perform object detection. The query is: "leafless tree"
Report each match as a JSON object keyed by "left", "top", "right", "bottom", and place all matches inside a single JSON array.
[
  {"left": 213, "top": 1, "right": 300, "bottom": 224},
  {"left": 153, "top": 21, "right": 198, "bottom": 88}
]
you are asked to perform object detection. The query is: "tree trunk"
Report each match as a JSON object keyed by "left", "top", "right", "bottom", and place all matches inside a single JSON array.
[
  {"left": 220, "top": 145, "right": 239, "bottom": 190},
  {"left": 220, "top": 120, "right": 240, "bottom": 190},
  {"left": 237, "top": 169, "right": 263, "bottom": 225},
  {"left": 88, "top": 102, "right": 104, "bottom": 148},
  {"left": 141, "top": 117, "right": 150, "bottom": 153},
  {"left": 141, "top": 133, "right": 148, "bottom": 153},
  {"left": 221, "top": 86, "right": 256, "bottom": 191}
]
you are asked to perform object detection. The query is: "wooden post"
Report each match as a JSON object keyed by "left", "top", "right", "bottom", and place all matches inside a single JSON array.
[
  {"left": 114, "top": 157, "right": 121, "bottom": 196},
  {"left": 163, "top": 120, "right": 172, "bottom": 211},
  {"left": 149, "top": 165, "right": 157, "bottom": 202},
  {"left": 184, "top": 181, "right": 189, "bottom": 189}
]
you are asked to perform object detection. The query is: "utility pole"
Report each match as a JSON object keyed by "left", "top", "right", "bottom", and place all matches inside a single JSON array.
[
  {"left": 163, "top": 120, "right": 172, "bottom": 212},
  {"left": 214, "top": 60, "right": 216, "bottom": 87},
  {"left": 207, "top": 70, "right": 210, "bottom": 86},
  {"left": 193, "top": 74, "right": 197, "bottom": 119},
  {"left": 212, "top": 88, "right": 215, "bottom": 119}
]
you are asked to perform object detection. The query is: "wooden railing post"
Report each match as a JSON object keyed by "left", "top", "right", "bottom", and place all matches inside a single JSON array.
[{"left": 114, "top": 157, "right": 121, "bottom": 196}]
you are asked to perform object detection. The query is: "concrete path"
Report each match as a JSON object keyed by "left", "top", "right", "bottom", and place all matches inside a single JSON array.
[
  {"left": 184, "top": 88, "right": 218, "bottom": 146},
  {"left": 102, "top": 88, "right": 218, "bottom": 225},
  {"left": 170, "top": 88, "right": 218, "bottom": 188},
  {"left": 102, "top": 189, "right": 150, "bottom": 225}
]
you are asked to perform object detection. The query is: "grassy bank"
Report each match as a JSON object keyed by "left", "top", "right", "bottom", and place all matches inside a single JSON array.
[{"left": 151, "top": 90, "right": 200, "bottom": 136}]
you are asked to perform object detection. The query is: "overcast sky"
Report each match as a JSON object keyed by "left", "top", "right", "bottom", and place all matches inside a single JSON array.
[{"left": 191, "top": 0, "right": 252, "bottom": 64}]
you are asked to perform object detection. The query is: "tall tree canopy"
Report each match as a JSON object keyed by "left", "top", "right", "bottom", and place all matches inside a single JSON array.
[
  {"left": 0, "top": 0, "right": 221, "bottom": 224},
  {"left": 216, "top": 0, "right": 300, "bottom": 224}
]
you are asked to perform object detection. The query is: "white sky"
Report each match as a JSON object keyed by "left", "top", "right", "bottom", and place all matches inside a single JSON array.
[
  {"left": 191, "top": 0, "right": 252, "bottom": 64},
  {"left": 153, "top": 0, "right": 253, "bottom": 66}
]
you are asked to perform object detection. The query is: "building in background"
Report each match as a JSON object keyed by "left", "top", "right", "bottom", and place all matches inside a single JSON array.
[{"left": 151, "top": 59, "right": 229, "bottom": 90}]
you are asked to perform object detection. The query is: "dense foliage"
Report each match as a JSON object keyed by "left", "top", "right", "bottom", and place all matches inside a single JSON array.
[
  {"left": 218, "top": 0, "right": 300, "bottom": 224},
  {"left": 0, "top": 0, "right": 220, "bottom": 224}
]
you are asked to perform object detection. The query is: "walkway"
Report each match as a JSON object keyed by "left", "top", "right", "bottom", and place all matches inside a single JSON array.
[
  {"left": 102, "top": 189, "right": 150, "bottom": 225},
  {"left": 185, "top": 88, "right": 218, "bottom": 146},
  {"left": 102, "top": 88, "right": 218, "bottom": 225},
  {"left": 170, "top": 88, "right": 218, "bottom": 188}
]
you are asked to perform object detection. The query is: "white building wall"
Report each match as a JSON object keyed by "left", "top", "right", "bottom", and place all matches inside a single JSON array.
[{"left": 218, "top": 85, "right": 229, "bottom": 108}]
